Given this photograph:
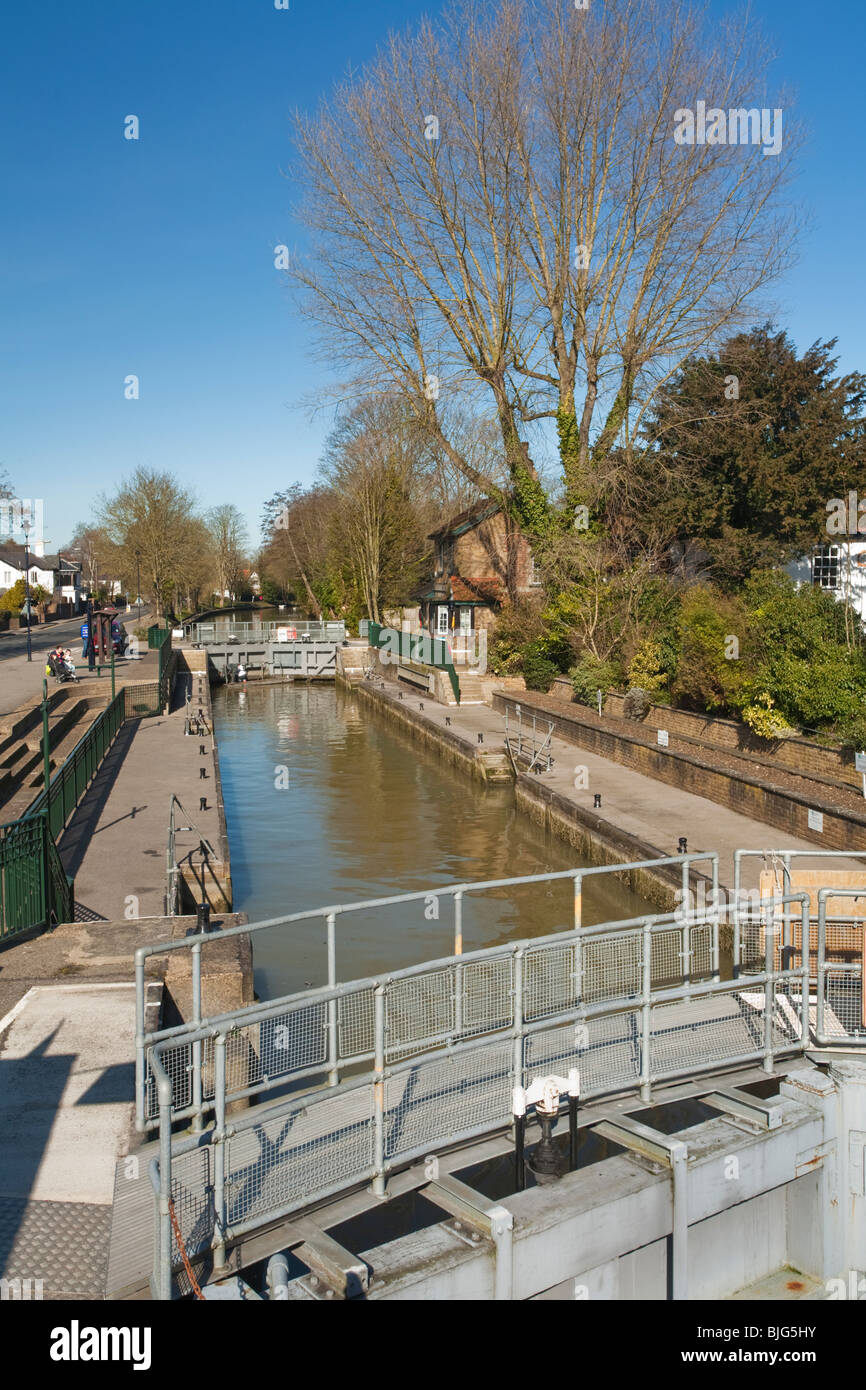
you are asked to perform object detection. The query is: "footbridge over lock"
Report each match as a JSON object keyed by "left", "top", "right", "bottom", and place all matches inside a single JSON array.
[{"left": 119, "top": 850, "right": 866, "bottom": 1302}]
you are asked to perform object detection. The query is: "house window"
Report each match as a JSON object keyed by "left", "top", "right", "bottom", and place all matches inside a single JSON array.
[
  {"left": 436, "top": 605, "right": 450, "bottom": 635},
  {"left": 813, "top": 545, "right": 840, "bottom": 591},
  {"left": 528, "top": 555, "right": 542, "bottom": 587}
]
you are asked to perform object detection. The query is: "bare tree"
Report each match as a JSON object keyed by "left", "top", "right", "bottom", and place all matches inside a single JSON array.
[
  {"left": 289, "top": 0, "right": 798, "bottom": 533},
  {"left": 208, "top": 504, "right": 248, "bottom": 606},
  {"left": 100, "top": 468, "right": 205, "bottom": 618}
]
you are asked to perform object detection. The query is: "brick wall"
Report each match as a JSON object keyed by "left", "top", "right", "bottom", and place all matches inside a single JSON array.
[
  {"left": 451, "top": 512, "right": 538, "bottom": 596},
  {"left": 549, "top": 679, "right": 861, "bottom": 789},
  {"left": 494, "top": 691, "right": 866, "bottom": 853}
]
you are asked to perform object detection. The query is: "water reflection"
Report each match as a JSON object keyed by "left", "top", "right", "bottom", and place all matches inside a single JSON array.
[{"left": 213, "top": 683, "right": 649, "bottom": 999}]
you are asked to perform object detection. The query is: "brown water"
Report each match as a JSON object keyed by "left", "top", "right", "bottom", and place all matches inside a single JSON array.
[{"left": 212, "top": 682, "right": 649, "bottom": 1000}]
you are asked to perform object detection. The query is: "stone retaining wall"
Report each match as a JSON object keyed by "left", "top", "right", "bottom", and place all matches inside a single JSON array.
[
  {"left": 497, "top": 691, "right": 866, "bottom": 854},
  {"left": 549, "top": 678, "right": 860, "bottom": 788}
]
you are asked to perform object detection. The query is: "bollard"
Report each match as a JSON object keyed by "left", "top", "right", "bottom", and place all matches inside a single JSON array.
[
  {"left": 445, "top": 717, "right": 451, "bottom": 726},
  {"left": 678, "top": 837, "right": 688, "bottom": 854},
  {"left": 593, "top": 794, "right": 601, "bottom": 809},
  {"left": 477, "top": 732, "right": 483, "bottom": 744},
  {"left": 200, "top": 744, "right": 206, "bottom": 755},
  {"left": 196, "top": 902, "right": 211, "bottom": 932},
  {"left": 200, "top": 767, "right": 207, "bottom": 779},
  {"left": 200, "top": 796, "right": 208, "bottom": 811}
]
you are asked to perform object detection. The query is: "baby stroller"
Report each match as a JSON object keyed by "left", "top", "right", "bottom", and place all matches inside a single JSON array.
[{"left": 46, "top": 649, "right": 79, "bottom": 684}]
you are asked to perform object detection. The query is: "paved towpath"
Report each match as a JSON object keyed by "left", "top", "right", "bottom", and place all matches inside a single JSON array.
[
  {"left": 0, "top": 607, "right": 153, "bottom": 716},
  {"left": 58, "top": 663, "right": 223, "bottom": 923},
  {"left": 360, "top": 678, "right": 863, "bottom": 893}
]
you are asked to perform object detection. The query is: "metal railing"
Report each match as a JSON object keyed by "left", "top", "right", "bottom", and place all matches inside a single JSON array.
[
  {"left": 146, "top": 888, "right": 810, "bottom": 1299},
  {"left": 0, "top": 812, "right": 73, "bottom": 941},
  {"left": 0, "top": 641, "right": 179, "bottom": 943},
  {"left": 189, "top": 620, "right": 346, "bottom": 646},
  {"left": 134, "top": 851, "right": 720, "bottom": 1132},
  {"left": 504, "top": 704, "right": 555, "bottom": 773},
  {"left": 165, "top": 795, "right": 216, "bottom": 917},
  {"left": 25, "top": 689, "right": 125, "bottom": 840}
]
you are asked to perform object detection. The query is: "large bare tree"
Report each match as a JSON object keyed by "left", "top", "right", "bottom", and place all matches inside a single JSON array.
[{"left": 289, "top": 0, "right": 798, "bottom": 535}]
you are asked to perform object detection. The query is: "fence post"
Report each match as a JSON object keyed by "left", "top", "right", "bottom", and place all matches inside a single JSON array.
[
  {"left": 573, "top": 873, "right": 582, "bottom": 930},
  {"left": 763, "top": 901, "right": 775, "bottom": 1074},
  {"left": 327, "top": 913, "right": 338, "bottom": 1086},
  {"left": 512, "top": 946, "right": 524, "bottom": 1100},
  {"left": 41, "top": 679, "right": 51, "bottom": 801},
  {"left": 641, "top": 919, "right": 653, "bottom": 1103},
  {"left": 372, "top": 985, "right": 386, "bottom": 1197},
  {"left": 191, "top": 942, "right": 203, "bottom": 1132},
  {"left": 213, "top": 1032, "right": 227, "bottom": 1271}
]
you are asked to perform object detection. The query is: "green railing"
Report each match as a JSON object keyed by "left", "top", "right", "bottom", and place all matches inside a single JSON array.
[
  {"left": 0, "top": 813, "right": 73, "bottom": 943},
  {"left": 26, "top": 690, "right": 126, "bottom": 841},
  {"left": 367, "top": 621, "right": 461, "bottom": 704},
  {"left": 1, "top": 637, "right": 180, "bottom": 943},
  {"left": 148, "top": 624, "right": 170, "bottom": 651}
]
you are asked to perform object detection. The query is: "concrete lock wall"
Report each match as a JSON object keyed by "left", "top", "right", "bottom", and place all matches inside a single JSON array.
[{"left": 353, "top": 1058, "right": 866, "bottom": 1301}]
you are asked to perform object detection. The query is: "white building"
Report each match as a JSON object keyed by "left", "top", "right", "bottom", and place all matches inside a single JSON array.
[
  {"left": 786, "top": 542, "right": 866, "bottom": 623},
  {"left": 0, "top": 545, "right": 83, "bottom": 609}
]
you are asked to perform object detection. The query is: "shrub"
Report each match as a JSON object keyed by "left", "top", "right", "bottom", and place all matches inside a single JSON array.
[
  {"left": 741, "top": 692, "right": 798, "bottom": 740},
  {"left": 627, "top": 638, "right": 670, "bottom": 695},
  {"left": 570, "top": 653, "right": 621, "bottom": 706},
  {"left": 521, "top": 645, "right": 560, "bottom": 692},
  {"left": 488, "top": 599, "right": 546, "bottom": 676}
]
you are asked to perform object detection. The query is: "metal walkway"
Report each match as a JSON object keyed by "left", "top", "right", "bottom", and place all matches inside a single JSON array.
[{"left": 118, "top": 849, "right": 866, "bottom": 1298}]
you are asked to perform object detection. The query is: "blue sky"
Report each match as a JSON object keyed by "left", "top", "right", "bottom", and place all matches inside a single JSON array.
[{"left": 1, "top": 0, "right": 864, "bottom": 554}]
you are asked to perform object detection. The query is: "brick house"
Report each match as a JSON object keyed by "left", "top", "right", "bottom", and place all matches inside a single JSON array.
[{"left": 417, "top": 501, "right": 541, "bottom": 641}]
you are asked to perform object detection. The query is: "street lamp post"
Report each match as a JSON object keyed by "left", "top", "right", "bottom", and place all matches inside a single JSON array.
[
  {"left": 135, "top": 551, "right": 142, "bottom": 631},
  {"left": 22, "top": 516, "right": 33, "bottom": 662}
]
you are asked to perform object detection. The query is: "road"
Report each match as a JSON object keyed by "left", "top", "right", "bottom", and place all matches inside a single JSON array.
[{"left": 0, "top": 608, "right": 152, "bottom": 717}]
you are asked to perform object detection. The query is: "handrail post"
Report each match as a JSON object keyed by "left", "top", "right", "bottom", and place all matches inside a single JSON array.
[
  {"left": 732, "top": 850, "right": 742, "bottom": 980},
  {"left": 41, "top": 678, "right": 51, "bottom": 801},
  {"left": 681, "top": 859, "right": 690, "bottom": 994},
  {"left": 816, "top": 890, "right": 827, "bottom": 1045},
  {"left": 641, "top": 919, "right": 652, "bottom": 1102},
  {"left": 573, "top": 873, "right": 582, "bottom": 930},
  {"left": 512, "top": 946, "right": 524, "bottom": 1105},
  {"left": 454, "top": 891, "right": 464, "bottom": 1037},
  {"left": 763, "top": 900, "right": 774, "bottom": 1074},
  {"left": 135, "top": 950, "right": 146, "bottom": 1130},
  {"left": 327, "top": 913, "right": 338, "bottom": 1086},
  {"left": 711, "top": 855, "right": 720, "bottom": 984},
  {"left": 372, "top": 985, "right": 386, "bottom": 1197},
  {"left": 191, "top": 942, "right": 203, "bottom": 1132},
  {"left": 213, "top": 1032, "right": 227, "bottom": 1271}
]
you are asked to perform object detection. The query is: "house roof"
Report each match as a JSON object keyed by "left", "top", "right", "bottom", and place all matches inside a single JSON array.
[
  {"left": 0, "top": 546, "right": 80, "bottom": 574},
  {"left": 428, "top": 499, "right": 501, "bottom": 541},
  {"left": 449, "top": 575, "right": 505, "bottom": 604}
]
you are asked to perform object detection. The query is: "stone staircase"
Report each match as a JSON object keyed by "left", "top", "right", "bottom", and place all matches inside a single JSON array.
[
  {"left": 456, "top": 670, "right": 487, "bottom": 704},
  {"left": 0, "top": 688, "right": 110, "bottom": 824}
]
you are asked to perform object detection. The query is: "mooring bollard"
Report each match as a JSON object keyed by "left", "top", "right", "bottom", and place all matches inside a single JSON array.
[
  {"left": 593, "top": 793, "right": 601, "bottom": 808},
  {"left": 678, "top": 836, "right": 688, "bottom": 854},
  {"left": 196, "top": 902, "right": 211, "bottom": 932},
  {"left": 200, "top": 796, "right": 208, "bottom": 812}
]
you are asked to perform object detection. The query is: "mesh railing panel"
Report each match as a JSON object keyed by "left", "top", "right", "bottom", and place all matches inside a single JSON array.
[
  {"left": 224, "top": 1086, "right": 375, "bottom": 1226},
  {"left": 384, "top": 1039, "right": 513, "bottom": 1160},
  {"left": 386, "top": 969, "right": 454, "bottom": 1062},
  {"left": 581, "top": 930, "right": 642, "bottom": 1003},
  {"left": 523, "top": 942, "right": 577, "bottom": 1022},
  {"left": 458, "top": 955, "right": 513, "bottom": 1036},
  {"left": 819, "top": 970, "right": 865, "bottom": 1038},
  {"left": 525, "top": 1011, "right": 643, "bottom": 1097},
  {"left": 339, "top": 988, "right": 376, "bottom": 1060},
  {"left": 170, "top": 1146, "right": 214, "bottom": 1260}
]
